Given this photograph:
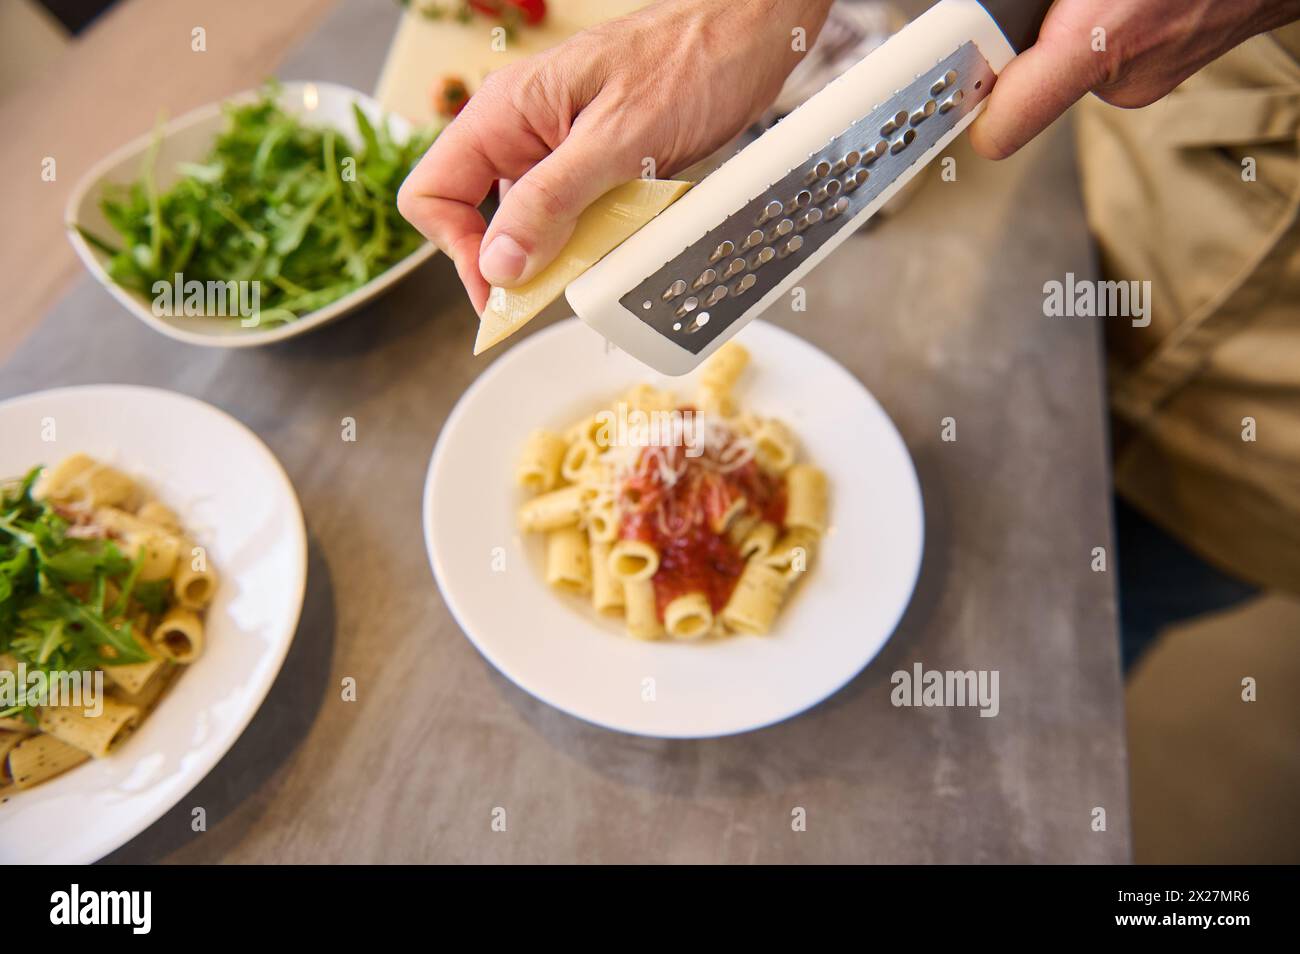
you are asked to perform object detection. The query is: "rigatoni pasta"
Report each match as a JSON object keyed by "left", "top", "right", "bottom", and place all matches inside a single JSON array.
[
  {"left": 515, "top": 342, "right": 828, "bottom": 640},
  {"left": 0, "top": 455, "right": 218, "bottom": 793}
]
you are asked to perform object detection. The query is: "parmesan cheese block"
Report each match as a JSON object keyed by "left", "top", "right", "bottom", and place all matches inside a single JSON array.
[{"left": 474, "top": 178, "right": 692, "bottom": 355}]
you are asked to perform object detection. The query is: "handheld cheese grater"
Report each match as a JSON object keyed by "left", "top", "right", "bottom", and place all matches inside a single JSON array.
[{"left": 567, "top": 0, "right": 1054, "bottom": 375}]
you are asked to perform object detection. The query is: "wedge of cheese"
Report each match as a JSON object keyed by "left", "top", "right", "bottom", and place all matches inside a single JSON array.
[{"left": 474, "top": 178, "right": 692, "bottom": 355}]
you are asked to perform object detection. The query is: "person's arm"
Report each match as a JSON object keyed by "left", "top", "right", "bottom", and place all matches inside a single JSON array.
[
  {"left": 970, "top": 0, "right": 1300, "bottom": 159},
  {"left": 397, "top": 0, "right": 834, "bottom": 314}
]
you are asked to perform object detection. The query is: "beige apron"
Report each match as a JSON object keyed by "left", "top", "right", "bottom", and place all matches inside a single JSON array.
[{"left": 1076, "top": 25, "right": 1300, "bottom": 592}]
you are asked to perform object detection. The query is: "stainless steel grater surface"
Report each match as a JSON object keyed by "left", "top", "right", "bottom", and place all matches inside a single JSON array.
[
  {"left": 622, "top": 41, "right": 994, "bottom": 355},
  {"left": 570, "top": 0, "right": 1055, "bottom": 374}
]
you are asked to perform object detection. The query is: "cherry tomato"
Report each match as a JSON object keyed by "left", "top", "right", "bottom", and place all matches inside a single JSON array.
[
  {"left": 433, "top": 75, "right": 471, "bottom": 117},
  {"left": 504, "top": 0, "right": 546, "bottom": 25}
]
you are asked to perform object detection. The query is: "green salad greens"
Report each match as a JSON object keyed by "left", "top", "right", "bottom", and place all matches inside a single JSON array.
[
  {"left": 79, "top": 83, "right": 437, "bottom": 327},
  {"left": 0, "top": 469, "right": 156, "bottom": 723}
]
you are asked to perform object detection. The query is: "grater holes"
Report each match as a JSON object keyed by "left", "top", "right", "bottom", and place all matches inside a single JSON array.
[
  {"left": 756, "top": 199, "right": 784, "bottom": 226},
  {"left": 796, "top": 207, "right": 823, "bottom": 231},
  {"left": 722, "top": 257, "right": 746, "bottom": 280},
  {"left": 930, "top": 69, "right": 958, "bottom": 97},
  {"left": 880, "top": 110, "right": 909, "bottom": 137},
  {"left": 623, "top": 41, "right": 996, "bottom": 355},
  {"left": 890, "top": 128, "right": 917, "bottom": 154},
  {"left": 692, "top": 267, "right": 717, "bottom": 290},
  {"left": 778, "top": 234, "right": 804, "bottom": 258},
  {"left": 911, "top": 100, "right": 937, "bottom": 125},
  {"left": 844, "top": 168, "right": 869, "bottom": 192},
  {"left": 708, "top": 240, "right": 735, "bottom": 264},
  {"left": 682, "top": 311, "right": 710, "bottom": 334},
  {"left": 862, "top": 139, "right": 889, "bottom": 165},
  {"left": 675, "top": 296, "right": 700, "bottom": 318},
  {"left": 662, "top": 279, "right": 687, "bottom": 301},
  {"left": 832, "top": 150, "right": 860, "bottom": 175},
  {"left": 803, "top": 160, "right": 831, "bottom": 185},
  {"left": 766, "top": 218, "right": 794, "bottom": 242}
]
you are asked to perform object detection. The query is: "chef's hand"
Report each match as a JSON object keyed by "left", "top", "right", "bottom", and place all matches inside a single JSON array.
[
  {"left": 970, "top": 0, "right": 1300, "bottom": 159},
  {"left": 397, "top": 0, "right": 832, "bottom": 313}
]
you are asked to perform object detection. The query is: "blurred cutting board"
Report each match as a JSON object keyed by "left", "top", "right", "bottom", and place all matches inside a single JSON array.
[{"left": 376, "top": 1, "right": 647, "bottom": 124}]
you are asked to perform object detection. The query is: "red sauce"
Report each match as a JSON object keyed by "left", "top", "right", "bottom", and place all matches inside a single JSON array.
[{"left": 618, "top": 415, "right": 785, "bottom": 621}]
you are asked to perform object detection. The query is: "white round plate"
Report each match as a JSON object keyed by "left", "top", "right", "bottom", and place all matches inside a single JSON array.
[
  {"left": 0, "top": 386, "right": 306, "bottom": 863},
  {"left": 424, "top": 319, "right": 923, "bottom": 738}
]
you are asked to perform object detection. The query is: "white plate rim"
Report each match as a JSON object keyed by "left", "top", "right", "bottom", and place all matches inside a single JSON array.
[
  {"left": 0, "top": 384, "right": 308, "bottom": 862},
  {"left": 422, "top": 318, "right": 924, "bottom": 739}
]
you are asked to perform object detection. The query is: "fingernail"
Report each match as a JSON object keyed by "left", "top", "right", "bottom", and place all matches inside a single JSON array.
[{"left": 480, "top": 234, "right": 527, "bottom": 285}]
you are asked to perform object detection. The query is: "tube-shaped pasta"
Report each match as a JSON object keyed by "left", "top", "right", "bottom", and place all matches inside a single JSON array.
[
  {"left": 624, "top": 383, "right": 676, "bottom": 414},
  {"left": 740, "top": 520, "right": 779, "bottom": 560},
  {"left": 570, "top": 415, "right": 616, "bottom": 450},
  {"left": 763, "top": 527, "right": 819, "bottom": 579},
  {"left": 518, "top": 485, "right": 583, "bottom": 532},
  {"left": 623, "top": 579, "right": 663, "bottom": 640},
  {"left": 136, "top": 500, "right": 182, "bottom": 534},
  {"left": 516, "top": 429, "right": 567, "bottom": 494},
  {"left": 721, "top": 560, "right": 790, "bottom": 635},
  {"left": 752, "top": 418, "right": 797, "bottom": 475},
  {"left": 37, "top": 457, "right": 137, "bottom": 508},
  {"left": 0, "top": 731, "right": 26, "bottom": 786},
  {"left": 172, "top": 543, "right": 218, "bottom": 609},
  {"left": 726, "top": 511, "right": 760, "bottom": 549},
  {"left": 124, "top": 529, "right": 181, "bottom": 583},
  {"left": 104, "top": 631, "right": 165, "bottom": 695},
  {"left": 93, "top": 506, "right": 145, "bottom": 537},
  {"left": 663, "top": 593, "right": 713, "bottom": 641},
  {"left": 589, "top": 540, "right": 625, "bottom": 614},
  {"left": 696, "top": 385, "right": 737, "bottom": 418},
  {"left": 608, "top": 539, "right": 659, "bottom": 582},
  {"left": 709, "top": 496, "right": 747, "bottom": 534},
  {"left": 585, "top": 498, "right": 619, "bottom": 544},
  {"left": 109, "top": 661, "right": 177, "bottom": 713},
  {"left": 545, "top": 526, "right": 592, "bottom": 595},
  {"left": 153, "top": 606, "right": 205, "bottom": 662},
  {"left": 38, "top": 697, "right": 140, "bottom": 758},
  {"left": 591, "top": 414, "right": 616, "bottom": 450},
  {"left": 785, "top": 464, "right": 829, "bottom": 534},
  {"left": 33, "top": 454, "right": 95, "bottom": 502},
  {"left": 560, "top": 437, "right": 600, "bottom": 482},
  {"left": 7, "top": 734, "right": 89, "bottom": 789},
  {"left": 699, "top": 341, "right": 749, "bottom": 396}
]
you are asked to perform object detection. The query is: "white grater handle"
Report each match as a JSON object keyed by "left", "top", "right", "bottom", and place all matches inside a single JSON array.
[{"left": 568, "top": 0, "right": 1023, "bottom": 375}]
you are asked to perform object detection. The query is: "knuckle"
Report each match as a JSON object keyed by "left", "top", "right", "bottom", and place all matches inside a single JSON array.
[{"left": 510, "top": 175, "right": 568, "bottom": 224}]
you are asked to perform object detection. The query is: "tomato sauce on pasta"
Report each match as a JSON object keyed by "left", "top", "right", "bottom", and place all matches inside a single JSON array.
[{"left": 618, "top": 417, "right": 786, "bottom": 620}]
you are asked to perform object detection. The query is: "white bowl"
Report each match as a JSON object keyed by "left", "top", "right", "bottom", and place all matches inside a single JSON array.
[
  {"left": 65, "top": 81, "right": 436, "bottom": 348},
  {"left": 423, "top": 319, "right": 925, "bottom": 738},
  {"left": 0, "top": 385, "right": 307, "bottom": 862}
]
